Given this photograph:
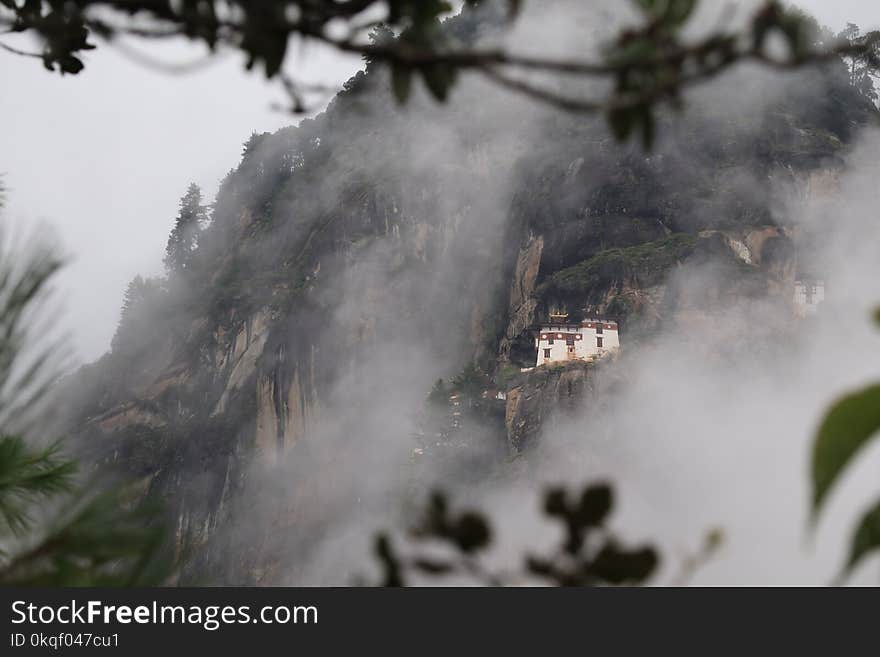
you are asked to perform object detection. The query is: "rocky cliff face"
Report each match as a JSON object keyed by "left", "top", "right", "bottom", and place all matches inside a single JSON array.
[
  {"left": 505, "top": 361, "right": 607, "bottom": 452},
  {"left": 499, "top": 234, "right": 544, "bottom": 361},
  {"left": 59, "top": 12, "right": 876, "bottom": 582}
]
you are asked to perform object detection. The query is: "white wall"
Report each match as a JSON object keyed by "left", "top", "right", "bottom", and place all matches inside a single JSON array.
[
  {"left": 794, "top": 282, "right": 825, "bottom": 317},
  {"left": 535, "top": 322, "right": 620, "bottom": 366}
]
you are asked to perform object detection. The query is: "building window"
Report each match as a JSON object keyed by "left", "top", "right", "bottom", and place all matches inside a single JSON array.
[
  {"left": 548, "top": 337, "right": 554, "bottom": 345},
  {"left": 544, "top": 349, "right": 551, "bottom": 359},
  {"left": 596, "top": 324, "right": 603, "bottom": 334},
  {"left": 565, "top": 334, "right": 575, "bottom": 345},
  {"left": 597, "top": 337, "right": 604, "bottom": 348}
]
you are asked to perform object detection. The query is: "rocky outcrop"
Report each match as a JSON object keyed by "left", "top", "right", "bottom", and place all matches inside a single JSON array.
[
  {"left": 807, "top": 168, "right": 841, "bottom": 201},
  {"left": 60, "top": 21, "right": 877, "bottom": 582},
  {"left": 93, "top": 401, "right": 166, "bottom": 432},
  {"left": 505, "top": 360, "right": 601, "bottom": 452},
  {"left": 255, "top": 356, "right": 317, "bottom": 463},
  {"left": 500, "top": 234, "right": 544, "bottom": 360},
  {"left": 213, "top": 308, "right": 273, "bottom": 415}
]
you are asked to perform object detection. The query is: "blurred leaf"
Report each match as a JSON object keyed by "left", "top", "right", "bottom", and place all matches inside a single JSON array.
[
  {"left": 842, "top": 499, "right": 880, "bottom": 578},
  {"left": 420, "top": 490, "right": 449, "bottom": 536},
  {"left": 812, "top": 384, "right": 880, "bottom": 517},
  {"left": 588, "top": 542, "right": 659, "bottom": 585},
  {"left": 452, "top": 512, "right": 490, "bottom": 553},
  {"left": 608, "top": 107, "right": 636, "bottom": 142},
  {"left": 705, "top": 527, "right": 724, "bottom": 552},
  {"left": 373, "top": 482, "right": 660, "bottom": 586},
  {"left": 609, "top": 39, "right": 656, "bottom": 67},
  {"left": 576, "top": 484, "right": 613, "bottom": 528},
  {"left": 666, "top": 0, "right": 697, "bottom": 27},
  {"left": 374, "top": 534, "right": 403, "bottom": 587},
  {"left": 421, "top": 63, "right": 456, "bottom": 102},
  {"left": 413, "top": 558, "right": 453, "bottom": 575},
  {"left": 752, "top": 1, "right": 783, "bottom": 51},
  {"left": 525, "top": 555, "right": 554, "bottom": 578},
  {"left": 634, "top": 0, "right": 659, "bottom": 15},
  {"left": 544, "top": 487, "right": 568, "bottom": 517},
  {"left": 414, "top": 491, "right": 490, "bottom": 553},
  {"left": 391, "top": 62, "right": 413, "bottom": 104},
  {"left": 633, "top": 0, "right": 695, "bottom": 27}
]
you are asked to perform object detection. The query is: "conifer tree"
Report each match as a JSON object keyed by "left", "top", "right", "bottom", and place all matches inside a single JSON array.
[
  {"left": 164, "top": 183, "right": 208, "bottom": 273},
  {"left": 839, "top": 24, "right": 880, "bottom": 103},
  {"left": 111, "top": 275, "right": 164, "bottom": 355}
]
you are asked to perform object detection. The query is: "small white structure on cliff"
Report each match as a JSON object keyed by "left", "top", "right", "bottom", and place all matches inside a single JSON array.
[
  {"left": 535, "top": 315, "right": 620, "bottom": 367},
  {"left": 793, "top": 280, "right": 825, "bottom": 317}
]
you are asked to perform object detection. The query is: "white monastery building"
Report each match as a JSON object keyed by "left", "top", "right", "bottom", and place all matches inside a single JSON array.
[
  {"left": 793, "top": 280, "right": 825, "bottom": 317},
  {"left": 535, "top": 314, "right": 620, "bottom": 367}
]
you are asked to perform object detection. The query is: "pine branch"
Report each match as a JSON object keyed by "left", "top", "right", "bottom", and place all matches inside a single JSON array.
[
  {"left": 0, "top": 487, "right": 174, "bottom": 586},
  {"left": 0, "top": 207, "right": 177, "bottom": 586},
  {"left": 0, "top": 436, "right": 76, "bottom": 535}
]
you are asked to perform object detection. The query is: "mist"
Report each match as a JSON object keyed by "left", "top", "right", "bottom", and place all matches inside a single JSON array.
[
  {"left": 4, "top": 0, "right": 880, "bottom": 362},
  {"left": 180, "top": 2, "right": 878, "bottom": 586},
  {"left": 500, "top": 137, "right": 880, "bottom": 585},
  {"left": 8, "top": 0, "right": 880, "bottom": 587},
  {"left": 1, "top": 38, "right": 361, "bottom": 361}
]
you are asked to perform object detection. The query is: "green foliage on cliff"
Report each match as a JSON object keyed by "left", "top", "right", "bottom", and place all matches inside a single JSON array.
[
  {"left": 539, "top": 233, "right": 697, "bottom": 300},
  {"left": 112, "top": 276, "right": 167, "bottom": 357},
  {"left": 165, "top": 183, "right": 209, "bottom": 274},
  {"left": 427, "top": 379, "right": 448, "bottom": 407},
  {"left": 494, "top": 363, "right": 521, "bottom": 390},
  {"left": 451, "top": 363, "right": 491, "bottom": 400}
]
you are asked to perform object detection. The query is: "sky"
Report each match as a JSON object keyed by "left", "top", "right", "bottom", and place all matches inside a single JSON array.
[
  {"left": 1, "top": 0, "right": 880, "bottom": 362},
  {"left": 1, "top": 38, "right": 361, "bottom": 361}
]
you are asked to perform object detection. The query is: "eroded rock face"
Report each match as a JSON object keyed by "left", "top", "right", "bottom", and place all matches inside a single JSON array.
[
  {"left": 94, "top": 402, "right": 166, "bottom": 432},
  {"left": 255, "top": 360, "right": 317, "bottom": 463},
  {"left": 807, "top": 168, "right": 841, "bottom": 200},
  {"left": 60, "top": 9, "right": 873, "bottom": 582},
  {"left": 505, "top": 361, "right": 599, "bottom": 452},
  {"left": 500, "top": 234, "right": 544, "bottom": 359},
  {"left": 213, "top": 308, "right": 273, "bottom": 416}
]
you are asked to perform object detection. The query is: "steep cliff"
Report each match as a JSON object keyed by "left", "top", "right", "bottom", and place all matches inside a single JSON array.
[
  {"left": 59, "top": 8, "right": 877, "bottom": 582},
  {"left": 504, "top": 361, "right": 606, "bottom": 452}
]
